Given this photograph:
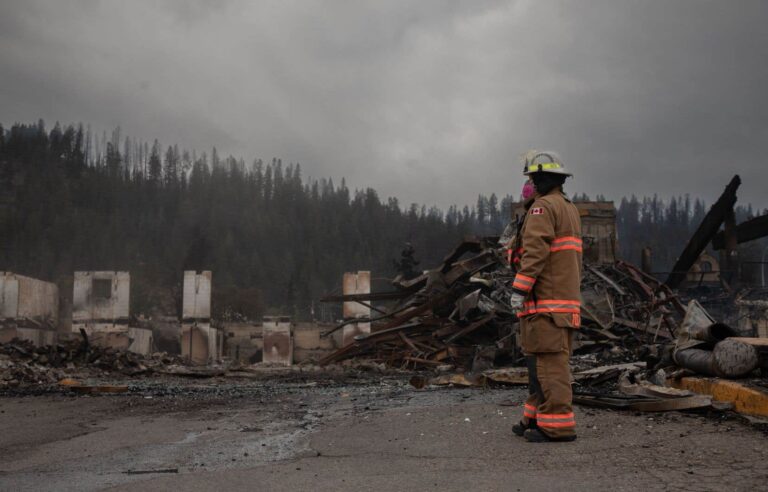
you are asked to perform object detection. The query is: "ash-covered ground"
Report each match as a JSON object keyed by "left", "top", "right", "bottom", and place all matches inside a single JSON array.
[{"left": 1, "top": 370, "right": 767, "bottom": 492}]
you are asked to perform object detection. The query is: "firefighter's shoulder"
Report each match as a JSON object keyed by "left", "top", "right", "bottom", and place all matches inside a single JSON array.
[{"left": 528, "top": 196, "right": 557, "bottom": 216}]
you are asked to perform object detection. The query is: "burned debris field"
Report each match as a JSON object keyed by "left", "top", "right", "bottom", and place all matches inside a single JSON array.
[
  {"left": 2, "top": 170, "right": 768, "bottom": 490},
  {"left": 4, "top": 2, "right": 768, "bottom": 489}
]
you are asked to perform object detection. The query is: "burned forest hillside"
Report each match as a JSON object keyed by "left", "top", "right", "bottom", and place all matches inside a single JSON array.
[{"left": 0, "top": 121, "right": 764, "bottom": 320}]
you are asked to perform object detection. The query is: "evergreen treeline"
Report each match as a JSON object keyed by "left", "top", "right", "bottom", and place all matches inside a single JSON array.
[
  {"left": 1, "top": 121, "right": 764, "bottom": 320},
  {"left": 0, "top": 121, "right": 487, "bottom": 320},
  {"left": 615, "top": 195, "right": 762, "bottom": 275}
]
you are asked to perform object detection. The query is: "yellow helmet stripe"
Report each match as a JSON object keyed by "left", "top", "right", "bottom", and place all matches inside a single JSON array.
[{"left": 527, "top": 162, "right": 562, "bottom": 171}]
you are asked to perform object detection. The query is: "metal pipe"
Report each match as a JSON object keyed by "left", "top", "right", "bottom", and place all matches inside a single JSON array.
[
  {"left": 675, "top": 339, "right": 759, "bottom": 378},
  {"left": 689, "top": 322, "right": 737, "bottom": 344}
]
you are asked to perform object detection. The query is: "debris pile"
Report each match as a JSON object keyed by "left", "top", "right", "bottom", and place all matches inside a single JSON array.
[
  {"left": 320, "top": 237, "right": 519, "bottom": 370},
  {"left": 319, "top": 237, "right": 689, "bottom": 373},
  {"left": 0, "top": 337, "right": 185, "bottom": 390},
  {"left": 320, "top": 233, "right": 768, "bottom": 415}
]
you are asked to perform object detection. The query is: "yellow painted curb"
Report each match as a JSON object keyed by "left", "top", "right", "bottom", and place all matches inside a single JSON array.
[{"left": 669, "top": 377, "right": 768, "bottom": 418}]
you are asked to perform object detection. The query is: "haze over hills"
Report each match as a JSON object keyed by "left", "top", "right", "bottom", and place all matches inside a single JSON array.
[
  {"left": 1, "top": 121, "right": 764, "bottom": 319},
  {"left": 2, "top": 2, "right": 768, "bottom": 211}
]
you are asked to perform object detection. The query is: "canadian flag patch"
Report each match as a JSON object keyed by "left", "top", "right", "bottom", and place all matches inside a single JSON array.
[{"left": 531, "top": 207, "right": 544, "bottom": 215}]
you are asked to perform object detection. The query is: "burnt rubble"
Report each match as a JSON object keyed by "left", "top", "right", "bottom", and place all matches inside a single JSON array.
[
  {"left": 319, "top": 236, "right": 684, "bottom": 372},
  {"left": 319, "top": 234, "right": 768, "bottom": 412},
  {"left": 0, "top": 336, "right": 186, "bottom": 390}
]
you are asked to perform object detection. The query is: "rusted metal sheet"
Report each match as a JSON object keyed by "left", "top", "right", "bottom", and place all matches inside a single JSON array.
[{"left": 262, "top": 316, "right": 293, "bottom": 365}]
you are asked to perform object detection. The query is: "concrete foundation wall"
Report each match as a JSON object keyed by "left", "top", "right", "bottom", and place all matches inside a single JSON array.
[
  {"left": 263, "top": 317, "right": 292, "bottom": 366},
  {"left": 149, "top": 318, "right": 182, "bottom": 354},
  {"left": 128, "top": 327, "right": 154, "bottom": 355},
  {"left": 223, "top": 322, "right": 263, "bottom": 364},
  {"left": 180, "top": 271, "right": 220, "bottom": 364},
  {"left": 71, "top": 324, "right": 153, "bottom": 355},
  {"left": 687, "top": 253, "right": 721, "bottom": 285},
  {"left": 342, "top": 271, "right": 371, "bottom": 346},
  {"left": 578, "top": 203, "right": 619, "bottom": 265},
  {"left": 738, "top": 302, "right": 768, "bottom": 338},
  {"left": 72, "top": 271, "right": 130, "bottom": 323},
  {"left": 223, "top": 321, "right": 340, "bottom": 364},
  {"left": 294, "top": 322, "right": 340, "bottom": 363},
  {"left": 181, "top": 323, "right": 222, "bottom": 365},
  {"left": 0, "top": 272, "right": 59, "bottom": 324},
  {"left": 70, "top": 272, "right": 152, "bottom": 355},
  {"left": 0, "top": 326, "right": 57, "bottom": 346},
  {"left": 182, "top": 271, "right": 211, "bottom": 319}
]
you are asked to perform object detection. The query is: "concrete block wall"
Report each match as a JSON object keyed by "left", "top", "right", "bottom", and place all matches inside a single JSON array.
[
  {"left": 1, "top": 272, "right": 60, "bottom": 347},
  {"left": 223, "top": 322, "right": 263, "bottom": 364},
  {"left": 738, "top": 301, "right": 768, "bottom": 338},
  {"left": 293, "top": 322, "right": 340, "bottom": 362},
  {"left": 263, "top": 316, "right": 293, "bottom": 365},
  {"left": 180, "top": 271, "right": 221, "bottom": 364},
  {"left": 223, "top": 321, "right": 341, "bottom": 364},
  {"left": 70, "top": 271, "right": 153, "bottom": 355},
  {"left": 72, "top": 271, "right": 130, "bottom": 324},
  {"left": 181, "top": 324, "right": 222, "bottom": 364},
  {"left": 342, "top": 271, "right": 371, "bottom": 346},
  {"left": 0, "top": 272, "right": 59, "bottom": 323},
  {"left": 182, "top": 270, "right": 212, "bottom": 320},
  {"left": 0, "top": 326, "right": 56, "bottom": 346}
]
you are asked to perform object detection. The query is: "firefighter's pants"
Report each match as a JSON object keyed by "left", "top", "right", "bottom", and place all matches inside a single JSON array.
[{"left": 519, "top": 314, "right": 575, "bottom": 439}]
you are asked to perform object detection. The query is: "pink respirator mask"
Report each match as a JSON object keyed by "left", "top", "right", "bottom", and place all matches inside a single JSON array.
[{"left": 521, "top": 181, "right": 535, "bottom": 200}]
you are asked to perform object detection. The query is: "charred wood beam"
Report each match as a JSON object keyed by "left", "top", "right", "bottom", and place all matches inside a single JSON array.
[
  {"left": 720, "top": 206, "right": 739, "bottom": 287},
  {"left": 320, "top": 291, "right": 410, "bottom": 303},
  {"left": 712, "top": 213, "right": 768, "bottom": 250},
  {"left": 320, "top": 301, "right": 417, "bottom": 339},
  {"left": 444, "top": 313, "right": 494, "bottom": 343},
  {"left": 354, "top": 300, "right": 387, "bottom": 315},
  {"left": 439, "top": 237, "right": 483, "bottom": 272},
  {"left": 664, "top": 175, "right": 741, "bottom": 289},
  {"left": 377, "top": 289, "right": 457, "bottom": 331}
]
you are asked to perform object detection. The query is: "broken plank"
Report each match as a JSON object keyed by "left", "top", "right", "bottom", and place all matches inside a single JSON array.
[
  {"left": 320, "top": 291, "right": 410, "bottom": 303},
  {"left": 402, "top": 356, "right": 444, "bottom": 366},
  {"left": 665, "top": 175, "right": 741, "bottom": 289},
  {"left": 445, "top": 314, "right": 494, "bottom": 343},
  {"left": 712, "top": 214, "right": 768, "bottom": 250}
]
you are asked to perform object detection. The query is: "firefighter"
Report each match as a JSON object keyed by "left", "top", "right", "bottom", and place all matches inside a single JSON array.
[
  {"left": 502, "top": 179, "right": 536, "bottom": 266},
  {"left": 509, "top": 150, "right": 582, "bottom": 443}
]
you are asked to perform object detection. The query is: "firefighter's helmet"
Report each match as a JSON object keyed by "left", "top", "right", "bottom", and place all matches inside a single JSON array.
[{"left": 522, "top": 150, "right": 572, "bottom": 177}]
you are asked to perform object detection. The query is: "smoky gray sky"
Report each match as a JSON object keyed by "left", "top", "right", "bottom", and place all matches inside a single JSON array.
[{"left": 2, "top": 0, "right": 768, "bottom": 210}]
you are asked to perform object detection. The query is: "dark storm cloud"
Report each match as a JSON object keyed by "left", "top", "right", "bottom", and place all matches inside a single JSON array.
[{"left": 2, "top": 0, "right": 767, "bottom": 209}]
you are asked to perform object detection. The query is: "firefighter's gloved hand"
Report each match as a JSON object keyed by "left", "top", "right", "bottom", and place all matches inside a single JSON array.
[{"left": 509, "top": 292, "right": 525, "bottom": 312}]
